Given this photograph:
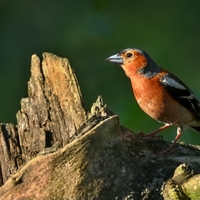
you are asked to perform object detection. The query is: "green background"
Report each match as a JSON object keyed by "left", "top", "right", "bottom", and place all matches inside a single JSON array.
[{"left": 1, "top": 0, "right": 200, "bottom": 144}]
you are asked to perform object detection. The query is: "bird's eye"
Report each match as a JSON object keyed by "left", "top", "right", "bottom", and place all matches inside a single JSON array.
[{"left": 126, "top": 53, "right": 133, "bottom": 58}]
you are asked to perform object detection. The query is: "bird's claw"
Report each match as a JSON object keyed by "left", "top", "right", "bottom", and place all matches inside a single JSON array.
[
  {"left": 138, "top": 131, "right": 163, "bottom": 140},
  {"left": 157, "top": 145, "right": 179, "bottom": 155}
]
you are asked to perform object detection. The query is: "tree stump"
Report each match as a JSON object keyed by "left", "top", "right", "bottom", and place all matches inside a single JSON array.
[{"left": 0, "top": 53, "right": 200, "bottom": 200}]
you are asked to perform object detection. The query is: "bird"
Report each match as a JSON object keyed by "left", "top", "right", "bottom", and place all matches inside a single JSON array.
[{"left": 106, "top": 48, "right": 200, "bottom": 153}]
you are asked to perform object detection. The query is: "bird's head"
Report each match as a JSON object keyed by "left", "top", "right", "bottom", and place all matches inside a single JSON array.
[{"left": 106, "top": 48, "right": 159, "bottom": 78}]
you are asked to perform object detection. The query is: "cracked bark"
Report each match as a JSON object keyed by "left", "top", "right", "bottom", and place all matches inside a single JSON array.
[{"left": 0, "top": 53, "right": 200, "bottom": 200}]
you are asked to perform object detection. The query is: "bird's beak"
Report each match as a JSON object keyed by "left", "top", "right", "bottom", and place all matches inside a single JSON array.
[{"left": 106, "top": 54, "right": 123, "bottom": 64}]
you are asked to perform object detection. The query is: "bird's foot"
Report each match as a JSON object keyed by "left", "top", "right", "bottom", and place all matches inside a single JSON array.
[
  {"left": 138, "top": 131, "right": 163, "bottom": 140},
  {"left": 137, "top": 124, "right": 171, "bottom": 140},
  {"left": 158, "top": 143, "right": 179, "bottom": 155},
  {"left": 158, "top": 127, "right": 182, "bottom": 154}
]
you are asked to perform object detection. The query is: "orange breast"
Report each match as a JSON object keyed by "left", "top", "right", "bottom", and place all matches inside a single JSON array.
[{"left": 130, "top": 74, "right": 195, "bottom": 126}]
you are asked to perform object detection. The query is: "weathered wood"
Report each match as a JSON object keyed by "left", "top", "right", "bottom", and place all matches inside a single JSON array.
[
  {"left": 0, "top": 53, "right": 200, "bottom": 199},
  {"left": 1, "top": 113, "right": 200, "bottom": 199},
  {"left": 0, "top": 53, "right": 87, "bottom": 185},
  {"left": 0, "top": 124, "right": 20, "bottom": 185}
]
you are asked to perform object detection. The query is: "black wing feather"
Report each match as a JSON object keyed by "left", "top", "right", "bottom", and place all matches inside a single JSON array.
[{"left": 160, "top": 73, "right": 200, "bottom": 119}]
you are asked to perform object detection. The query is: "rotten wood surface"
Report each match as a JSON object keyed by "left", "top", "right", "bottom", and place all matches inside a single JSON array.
[
  {"left": 0, "top": 53, "right": 87, "bottom": 185},
  {"left": 0, "top": 53, "right": 200, "bottom": 200}
]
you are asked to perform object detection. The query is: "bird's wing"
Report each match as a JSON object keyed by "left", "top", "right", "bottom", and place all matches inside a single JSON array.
[{"left": 159, "top": 73, "right": 200, "bottom": 118}]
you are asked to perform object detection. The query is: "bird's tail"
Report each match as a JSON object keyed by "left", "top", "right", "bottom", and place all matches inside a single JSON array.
[{"left": 190, "top": 102, "right": 200, "bottom": 133}]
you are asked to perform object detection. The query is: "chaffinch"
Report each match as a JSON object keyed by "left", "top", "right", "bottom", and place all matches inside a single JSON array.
[{"left": 106, "top": 48, "right": 200, "bottom": 153}]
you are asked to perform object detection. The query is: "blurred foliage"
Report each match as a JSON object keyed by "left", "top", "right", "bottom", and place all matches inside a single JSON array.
[{"left": 0, "top": 0, "right": 200, "bottom": 144}]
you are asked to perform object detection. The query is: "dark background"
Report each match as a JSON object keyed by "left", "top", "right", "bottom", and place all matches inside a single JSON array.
[{"left": 1, "top": 0, "right": 200, "bottom": 144}]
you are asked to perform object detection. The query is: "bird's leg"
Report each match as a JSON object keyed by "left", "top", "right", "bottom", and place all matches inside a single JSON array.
[
  {"left": 138, "top": 123, "right": 171, "bottom": 139},
  {"left": 159, "top": 126, "right": 183, "bottom": 154},
  {"left": 172, "top": 126, "right": 183, "bottom": 143}
]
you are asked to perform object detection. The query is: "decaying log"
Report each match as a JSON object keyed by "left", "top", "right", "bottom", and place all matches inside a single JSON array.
[
  {"left": 0, "top": 53, "right": 87, "bottom": 185},
  {"left": 0, "top": 53, "right": 200, "bottom": 200}
]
